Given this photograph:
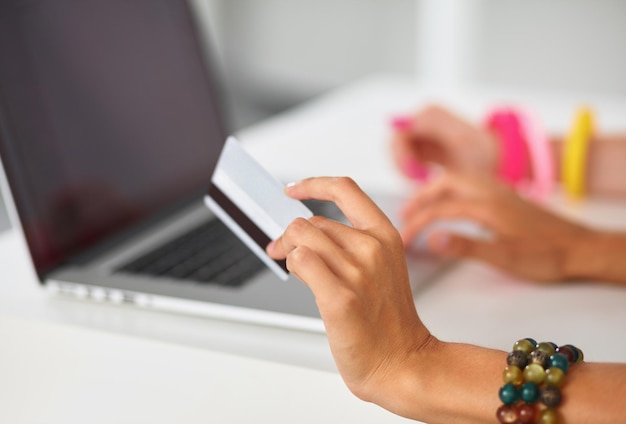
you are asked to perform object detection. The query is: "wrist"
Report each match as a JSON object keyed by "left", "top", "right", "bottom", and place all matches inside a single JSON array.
[
  {"left": 388, "top": 337, "right": 505, "bottom": 423},
  {"left": 563, "top": 230, "right": 626, "bottom": 284},
  {"left": 369, "top": 333, "right": 440, "bottom": 420}
]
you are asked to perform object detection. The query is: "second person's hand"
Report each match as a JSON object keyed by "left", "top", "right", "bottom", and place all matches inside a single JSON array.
[{"left": 400, "top": 173, "right": 597, "bottom": 282}]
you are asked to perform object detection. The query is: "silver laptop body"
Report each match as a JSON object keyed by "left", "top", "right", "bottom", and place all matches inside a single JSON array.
[{"left": 0, "top": 0, "right": 444, "bottom": 333}]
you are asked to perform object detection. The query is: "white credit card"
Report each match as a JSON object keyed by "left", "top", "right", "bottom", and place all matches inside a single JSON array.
[{"left": 204, "top": 136, "right": 313, "bottom": 281}]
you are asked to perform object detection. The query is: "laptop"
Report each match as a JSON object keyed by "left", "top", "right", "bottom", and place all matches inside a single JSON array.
[{"left": 0, "top": 0, "right": 447, "bottom": 333}]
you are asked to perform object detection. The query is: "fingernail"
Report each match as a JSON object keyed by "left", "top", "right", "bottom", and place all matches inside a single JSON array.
[
  {"left": 402, "top": 158, "right": 429, "bottom": 181},
  {"left": 390, "top": 115, "right": 413, "bottom": 131},
  {"left": 284, "top": 181, "right": 297, "bottom": 193},
  {"left": 266, "top": 240, "right": 275, "bottom": 252}
]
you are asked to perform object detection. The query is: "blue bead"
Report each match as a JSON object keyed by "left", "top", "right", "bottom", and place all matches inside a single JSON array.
[
  {"left": 499, "top": 383, "right": 520, "bottom": 405},
  {"left": 520, "top": 382, "right": 540, "bottom": 403},
  {"left": 550, "top": 353, "right": 570, "bottom": 373}
]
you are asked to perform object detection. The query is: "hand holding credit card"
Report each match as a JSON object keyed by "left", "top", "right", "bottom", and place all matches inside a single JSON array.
[{"left": 204, "top": 137, "right": 313, "bottom": 281}]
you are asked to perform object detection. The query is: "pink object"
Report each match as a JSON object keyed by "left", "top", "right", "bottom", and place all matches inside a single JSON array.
[
  {"left": 485, "top": 109, "right": 528, "bottom": 186},
  {"left": 390, "top": 115, "right": 413, "bottom": 131},
  {"left": 390, "top": 115, "right": 429, "bottom": 182},
  {"left": 402, "top": 158, "right": 429, "bottom": 181},
  {"left": 514, "top": 107, "right": 554, "bottom": 202}
]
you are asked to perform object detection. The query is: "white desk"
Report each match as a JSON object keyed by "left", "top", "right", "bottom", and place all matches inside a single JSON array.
[{"left": 2, "top": 75, "right": 626, "bottom": 423}]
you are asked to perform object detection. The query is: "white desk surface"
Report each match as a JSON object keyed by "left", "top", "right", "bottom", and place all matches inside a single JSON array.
[{"left": 2, "top": 75, "right": 626, "bottom": 424}]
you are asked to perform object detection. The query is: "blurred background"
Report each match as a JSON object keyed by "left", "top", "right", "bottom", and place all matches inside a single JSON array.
[
  {"left": 1, "top": 0, "right": 625, "bottom": 231},
  {"left": 191, "top": 0, "right": 626, "bottom": 129}
]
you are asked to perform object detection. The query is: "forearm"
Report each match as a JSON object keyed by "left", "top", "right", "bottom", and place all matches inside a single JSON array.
[
  {"left": 387, "top": 339, "right": 626, "bottom": 424},
  {"left": 550, "top": 135, "right": 626, "bottom": 198},
  {"left": 392, "top": 338, "right": 504, "bottom": 424},
  {"left": 565, "top": 230, "right": 626, "bottom": 285}
]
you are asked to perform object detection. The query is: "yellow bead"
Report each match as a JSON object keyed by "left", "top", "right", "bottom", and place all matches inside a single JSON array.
[
  {"left": 537, "top": 342, "right": 557, "bottom": 357},
  {"left": 514, "top": 339, "right": 535, "bottom": 356},
  {"left": 503, "top": 365, "right": 524, "bottom": 385},
  {"left": 524, "top": 363, "right": 546, "bottom": 385},
  {"left": 538, "top": 408, "right": 559, "bottom": 424},
  {"left": 546, "top": 367, "right": 565, "bottom": 387}
]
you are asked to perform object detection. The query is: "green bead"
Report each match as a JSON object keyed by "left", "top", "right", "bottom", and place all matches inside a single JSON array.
[
  {"left": 524, "top": 338, "right": 538, "bottom": 347},
  {"left": 545, "top": 367, "right": 565, "bottom": 387},
  {"left": 550, "top": 353, "right": 569, "bottom": 373},
  {"left": 524, "top": 363, "right": 546, "bottom": 385},
  {"left": 520, "top": 382, "right": 540, "bottom": 403},
  {"left": 499, "top": 383, "right": 520, "bottom": 405},
  {"left": 538, "top": 408, "right": 559, "bottom": 424},
  {"left": 514, "top": 339, "right": 536, "bottom": 356},
  {"left": 573, "top": 346, "right": 584, "bottom": 363},
  {"left": 537, "top": 342, "right": 557, "bottom": 357},
  {"left": 503, "top": 365, "right": 524, "bottom": 385}
]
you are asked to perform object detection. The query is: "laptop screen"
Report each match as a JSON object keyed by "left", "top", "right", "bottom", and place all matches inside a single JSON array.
[{"left": 0, "top": 0, "right": 226, "bottom": 278}]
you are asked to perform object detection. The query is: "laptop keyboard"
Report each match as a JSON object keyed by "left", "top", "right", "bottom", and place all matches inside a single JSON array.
[
  {"left": 115, "top": 200, "right": 344, "bottom": 287},
  {"left": 116, "top": 219, "right": 265, "bottom": 287}
]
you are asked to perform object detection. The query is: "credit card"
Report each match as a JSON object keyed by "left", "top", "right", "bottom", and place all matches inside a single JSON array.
[{"left": 204, "top": 136, "right": 313, "bottom": 281}]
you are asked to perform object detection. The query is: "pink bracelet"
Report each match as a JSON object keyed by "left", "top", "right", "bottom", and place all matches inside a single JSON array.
[
  {"left": 485, "top": 108, "right": 528, "bottom": 187},
  {"left": 514, "top": 107, "right": 554, "bottom": 202}
]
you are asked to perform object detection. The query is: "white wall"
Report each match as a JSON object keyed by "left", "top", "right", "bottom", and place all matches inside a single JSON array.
[
  {"left": 474, "top": 0, "right": 626, "bottom": 96},
  {"left": 192, "top": 0, "right": 626, "bottom": 127},
  {"left": 192, "top": 0, "right": 416, "bottom": 126}
]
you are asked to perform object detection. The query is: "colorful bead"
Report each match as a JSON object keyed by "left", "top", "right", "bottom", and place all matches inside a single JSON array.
[
  {"left": 555, "top": 345, "right": 576, "bottom": 363},
  {"left": 496, "top": 404, "right": 519, "bottom": 423},
  {"left": 541, "top": 386, "right": 562, "bottom": 408},
  {"left": 524, "top": 363, "right": 546, "bottom": 385},
  {"left": 507, "top": 350, "right": 528, "bottom": 369},
  {"left": 499, "top": 383, "right": 520, "bottom": 405},
  {"left": 517, "top": 403, "right": 538, "bottom": 423},
  {"left": 545, "top": 367, "right": 565, "bottom": 388},
  {"left": 565, "top": 344, "right": 584, "bottom": 363},
  {"left": 514, "top": 339, "right": 536, "bottom": 356},
  {"left": 503, "top": 365, "right": 524, "bottom": 385},
  {"left": 538, "top": 408, "right": 559, "bottom": 424},
  {"left": 570, "top": 345, "right": 584, "bottom": 363},
  {"left": 498, "top": 340, "right": 583, "bottom": 423},
  {"left": 530, "top": 349, "right": 551, "bottom": 369},
  {"left": 520, "top": 382, "right": 540, "bottom": 403},
  {"left": 537, "top": 342, "right": 557, "bottom": 357},
  {"left": 549, "top": 353, "right": 570, "bottom": 373},
  {"left": 524, "top": 338, "right": 538, "bottom": 347}
]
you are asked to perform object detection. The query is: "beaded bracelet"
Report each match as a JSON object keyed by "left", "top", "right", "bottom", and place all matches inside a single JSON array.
[{"left": 497, "top": 338, "right": 584, "bottom": 424}]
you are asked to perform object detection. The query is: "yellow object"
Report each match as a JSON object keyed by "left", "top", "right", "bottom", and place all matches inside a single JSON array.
[{"left": 562, "top": 107, "right": 595, "bottom": 199}]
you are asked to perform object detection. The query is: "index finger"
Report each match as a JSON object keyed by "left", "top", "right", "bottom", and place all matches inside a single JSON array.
[{"left": 285, "top": 177, "right": 392, "bottom": 231}]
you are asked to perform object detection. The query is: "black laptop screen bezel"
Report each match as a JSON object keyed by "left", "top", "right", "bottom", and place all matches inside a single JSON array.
[{"left": 0, "top": 0, "right": 229, "bottom": 281}]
